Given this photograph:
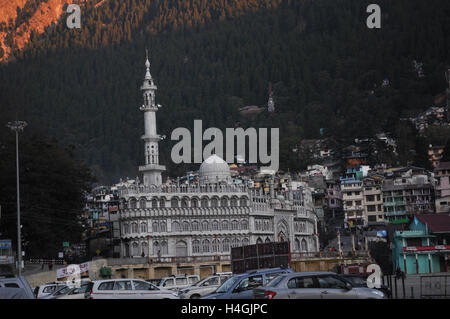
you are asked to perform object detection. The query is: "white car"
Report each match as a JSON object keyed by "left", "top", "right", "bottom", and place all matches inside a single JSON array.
[
  {"left": 179, "top": 273, "right": 232, "bottom": 299},
  {"left": 156, "top": 275, "right": 200, "bottom": 291},
  {"left": 86, "top": 279, "right": 179, "bottom": 299},
  {"left": 33, "top": 282, "right": 67, "bottom": 298}
]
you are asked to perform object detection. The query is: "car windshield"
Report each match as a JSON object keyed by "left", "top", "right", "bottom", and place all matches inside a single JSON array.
[
  {"left": 54, "top": 286, "right": 71, "bottom": 295},
  {"left": 344, "top": 276, "right": 366, "bottom": 286},
  {"left": 266, "top": 274, "right": 286, "bottom": 287},
  {"left": 215, "top": 276, "right": 241, "bottom": 293}
]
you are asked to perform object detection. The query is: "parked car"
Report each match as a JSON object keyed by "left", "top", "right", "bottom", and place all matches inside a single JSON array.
[
  {"left": 202, "top": 268, "right": 292, "bottom": 299},
  {"left": 58, "top": 282, "right": 93, "bottom": 299},
  {"left": 156, "top": 274, "right": 200, "bottom": 291},
  {"left": 338, "top": 274, "right": 392, "bottom": 299},
  {"left": 39, "top": 285, "right": 70, "bottom": 299},
  {"left": 33, "top": 282, "right": 67, "bottom": 298},
  {"left": 179, "top": 272, "right": 233, "bottom": 299},
  {"left": 85, "top": 279, "right": 179, "bottom": 299},
  {"left": 253, "top": 272, "right": 387, "bottom": 299},
  {"left": 0, "top": 276, "right": 35, "bottom": 299}
]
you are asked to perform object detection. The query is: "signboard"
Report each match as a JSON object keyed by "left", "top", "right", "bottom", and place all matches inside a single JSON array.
[
  {"left": 58, "top": 252, "right": 64, "bottom": 258},
  {"left": 376, "top": 230, "right": 387, "bottom": 238},
  {"left": 0, "top": 240, "right": 12, "bottom": 249},
  {"left": 57, "top": 262, "right": 89, "bottom": 279},
  {"left": 62, "top": 242, "right": 70, "bottom": 247},
  {"left": 0, "top": 256, "right": 14, "bottom": 264}
]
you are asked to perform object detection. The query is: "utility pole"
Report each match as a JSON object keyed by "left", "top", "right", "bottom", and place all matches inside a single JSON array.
[{"left": 7, "top": 121, "right": 27, "bottom": 276}]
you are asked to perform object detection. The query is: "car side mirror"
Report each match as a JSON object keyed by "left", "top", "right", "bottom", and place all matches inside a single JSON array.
[{"left": 345, "top": 282, "right": 353, "bottom": 290}]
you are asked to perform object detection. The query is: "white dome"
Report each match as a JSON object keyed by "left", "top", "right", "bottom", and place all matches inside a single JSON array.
[{"left": 199, "top": 155, "right": 231, "bottom": 184}]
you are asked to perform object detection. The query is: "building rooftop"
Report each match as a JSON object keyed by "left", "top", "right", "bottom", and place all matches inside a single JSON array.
[{"left": 416, "top": 214, "right": 450, "bottom": 234}]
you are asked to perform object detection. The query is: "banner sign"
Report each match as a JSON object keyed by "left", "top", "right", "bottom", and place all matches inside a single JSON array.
[
  {"left": 57, "top": 262, "right": 89, "bottom": 279},
  {"left": 0, "top": 240, "right": 12, "bottom": 249}
]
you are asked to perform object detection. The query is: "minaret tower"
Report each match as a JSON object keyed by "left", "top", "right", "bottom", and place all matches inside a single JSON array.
[{"left": 139, "top": 50, "right": 166, "bottom": 186}]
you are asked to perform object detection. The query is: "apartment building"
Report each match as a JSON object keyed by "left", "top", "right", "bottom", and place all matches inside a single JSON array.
[
  {"left": 435, "top": 161, "right": 450, "bottom": 213},
  {"left": 362, "top": 176, "right": 385, "bottom": 225}
]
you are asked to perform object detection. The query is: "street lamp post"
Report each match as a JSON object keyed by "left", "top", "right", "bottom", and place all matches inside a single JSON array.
[{"left": 7, "top": 121, "right": 27, "bottom": 276}]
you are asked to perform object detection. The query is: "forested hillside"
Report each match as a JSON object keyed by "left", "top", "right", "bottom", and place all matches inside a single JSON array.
[{"left": 1, "top": 0, "right": 449, "bottom": 183}]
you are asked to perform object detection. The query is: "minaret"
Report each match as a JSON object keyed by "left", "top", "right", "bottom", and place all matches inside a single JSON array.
[
  {"left": 138, "top": 50, "right": 166, "bottom": 186},
  {"left": 267, "top": 82, "right": 275, "bottom": 113}
]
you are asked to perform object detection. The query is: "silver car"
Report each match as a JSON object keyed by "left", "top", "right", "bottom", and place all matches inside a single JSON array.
[{"left": 253, "top": 272, "right": 386, "bottom": 299}]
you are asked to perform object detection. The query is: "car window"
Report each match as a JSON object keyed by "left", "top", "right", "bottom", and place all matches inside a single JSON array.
[
  {"left": 345, "top": 276, "right": 366, "bottom": 286},
  {"left": 98, "top": 281, "right": 115, "bottom": 291},
  {"left": 176, "top": 278, "right": 187, "bottom": 286},
  {"left": 203, "top": 277, "right": 219, "bottom": 286},
  {"left": 266, "top": 275, "right": 286, "bottom": 287},
  {"left": 287, "top": 277, "right": 315, "bottom": 289},
  {"left": 220, "top": 276, "right": 231, "bottom": 284},
  {"left": 188, "top": 277, "right": 198, "bottom": 285},
  {"left": 5, "top": 283, "right": 20, "bottom": 288},
  {"left": 163, "top": 279, "right": 174, "bottom": 287},
  {"left": 133, "top": 280, "right": 152, "bottom": 290},
  {"left": 235, "top": 275, "right": 263, "bottom": 292},
  {"left": 114, "top": 281, "right": 132, "bottom": 290},
  {"left": 216, "top": 276, "right": 241, "bottom": 293},
  {"left": 72, "top": 284, "right": 90, "bottom": 294},
  {"left": 43, "top": 286, "right": 55, "bottom": 293},
  {"left": 265, "top": 273, "right": 282, "bottom": 284},
  {"left": 317, "top": 276, "right": 347, "bottom": 289},
  {"left": 54, "top": 286, "right": 71, "bottom": 295}
]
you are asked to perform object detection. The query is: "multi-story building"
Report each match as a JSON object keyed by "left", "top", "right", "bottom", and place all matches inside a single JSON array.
[
  {"left": 117, "top": 57, "right": 319, "bottom": 259},
  {"left": 341, "top": 179, "right": 365, "bottom": 227},
  {"left": 382, "top": 166, "right": 434, "bottom": 223},
  {"left": 435, "top": 161, "right": 450, "bottom": 213},
  {"left": 428, "top": 145, "right": 445, "bottom": 168},
  {"left": 362, "top": 175, "right": 385, "bottom": 225}
]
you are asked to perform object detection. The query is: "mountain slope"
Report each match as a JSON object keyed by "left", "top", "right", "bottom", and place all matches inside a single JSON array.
[{"left": 0, "top": 0, "right": 449, "bottom": 183}]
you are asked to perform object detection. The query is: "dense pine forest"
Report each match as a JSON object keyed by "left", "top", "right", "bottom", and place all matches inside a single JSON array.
[{"left": 1, "top": 0, "right": 449, "bottom": 183}]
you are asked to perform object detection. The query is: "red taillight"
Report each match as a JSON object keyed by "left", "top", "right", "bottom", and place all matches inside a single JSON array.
[{"left": 263, "top": 291, "right": 277, "bottom": 299}]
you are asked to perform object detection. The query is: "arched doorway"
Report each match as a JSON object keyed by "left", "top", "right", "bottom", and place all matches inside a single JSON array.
[{"left": 176, "top": 240, "right": 188, "bottom": 257}]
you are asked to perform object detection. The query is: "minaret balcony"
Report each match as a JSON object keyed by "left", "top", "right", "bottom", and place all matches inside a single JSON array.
[
  {"left": 139, "top": 164, "right": 166, "bottom": 172},
  {"left": 140, "top": 105, "right": 159, "bottom": 112},
  {"left": 141, "top": 134, "right": 163, "bottom": 142}
]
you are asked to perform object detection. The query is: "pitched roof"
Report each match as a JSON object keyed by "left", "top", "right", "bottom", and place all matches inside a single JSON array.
[{"left": 416, "top": 214, "right": 450, "bottom": 233}]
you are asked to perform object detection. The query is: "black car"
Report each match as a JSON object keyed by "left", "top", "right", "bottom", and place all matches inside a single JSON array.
[{"left": 338, "top": 274, "right": 391, "bottom": 299}]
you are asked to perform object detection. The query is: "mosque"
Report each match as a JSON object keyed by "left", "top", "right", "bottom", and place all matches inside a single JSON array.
[{"left": 117, "top": 56, "right": 319, "bottom": 259}]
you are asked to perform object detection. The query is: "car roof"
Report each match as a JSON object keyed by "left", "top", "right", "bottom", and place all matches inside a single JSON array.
[{"left": 285, "top": 271, "right": 337, "bottom": 276}]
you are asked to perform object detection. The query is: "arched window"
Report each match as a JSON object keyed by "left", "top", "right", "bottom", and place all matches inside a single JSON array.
[
  {"left": 295, "top": 238, "right": 300, "bottom": 251},
  {"left": 211, "top": 198, "right": 218, "bottom": 207},
  {"left": 222, "top": 239, "right": 230, "bottom": 252},
  {"left": 132, "top": 223, "right": 138, "bottom": 233},
  {"left": 152, "top": 222, "right": 159, "bottom": 233},
  {"left": 212, "top": 239, "right": 219, "bottom": 252},
  {"left": 192, "top": 240, "right": 200, "bottom": 253},
  {"left": 141, "top": 242, "right": 148, "bottom": 256},
  {"left": 231, "top": 238, "right": 240, "bottom": 248},
  {"left": 221, "top": 197, "right": 228, "bottom": 207},
  {"left": 212, "top": 220, "right": 219, "bottom": 231},
  {"left": 152, "top": 199, "right": 158, "bottom": 208},
  {"left": 124, "top": 243, "right": 130, "bottom": 257},
  {"left": 256, "top": 237, "right": 263, "bottom": 244},
  {"left": 230, "top": 197, "right": 238, "bottom": 207},
  {"left": 301, "top": 239, "right": 308, "bottom": 252},
  {"left": 201, "top": 197, "right": 209, "bottom": 208},
  {"left": 172, "top": 221, "right": 181, "bottom": 232},
  {"left": 202, "top": 220, "right": 209, "bottom": 231},
  {"left": 231, "top": 220, "right": 239, "bottom": 231},
  {"left": 182, "top": 221, "right": 190, "bottom": 232},
  {"left": 123, "top": 224, "right": 129, "bottom": 234},
  {"left": 160, "top": 221, "right": 167, "bottom": 232},
  {"left": 153, "top": 241, "right": 160, "bottom": 255},
  {"left": 221, "top": 220, "right": 229, "bottom": 230},
  {"left": 159, "top": 198, "right": 165, "bottom": 207},
  {"left": 191, "top": 198, "right": 199, "bottom": 208},
  {"left": 240, "top": 220, "right": 248, "bottom": 230},
  {"left": 132, "top": 242, "right": 139, "bottom": 256},
  {"left": 192, "top": 221, "right": 200, "bottom": 231},
  {"left": 181, "top": 197, "right": 189, "bottom": 208},
  {"left": 141, "top": 223, "right": 148, "bottom": 233},
  {"left": 242, "top": 238, "right": 249, "bottom": 246},
  {"left": 240, "top": 197, "right": 248, "bottom": 206},
  {"left": 202, "top": 239, "right": 210, "bottom": 253},
  {"left": 140, "top": 198, "right": 147, "bottom": 209},
  {"left": 129, "top": 198, "right": 137, "bottom": 209},
  {"left": 171, "top": 198, "right": 179, "bottom": 208},
  {"left": 265, "top": 237, "right": 271, "bottom": 243},
  {"left": 161, "top": 241, "right": 168, "bottom": 255}
]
